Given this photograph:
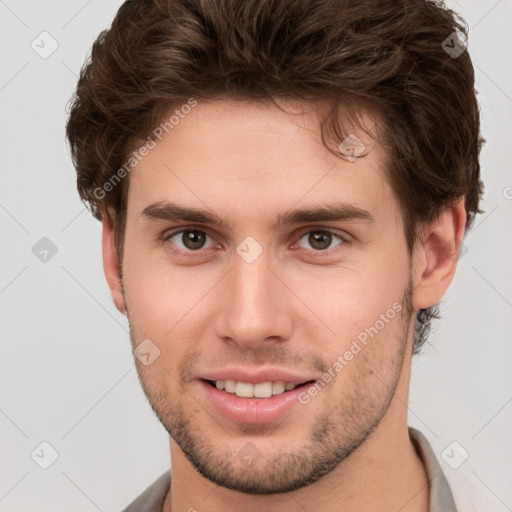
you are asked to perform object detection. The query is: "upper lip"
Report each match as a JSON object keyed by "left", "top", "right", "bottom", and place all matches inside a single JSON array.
[{"left": 200, "top": 367, "right": 318, "bottom": 384}]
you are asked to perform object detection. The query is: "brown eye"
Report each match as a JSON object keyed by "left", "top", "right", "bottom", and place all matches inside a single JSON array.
[
  {"left": 180, "top": 230, "right": 207, "bottom": 250},
  {"left": 164, "top": 229, "right": 216, "bottom": 253},
  {"left": 296, "top": 230, "right": 344, "bottom": 252}
]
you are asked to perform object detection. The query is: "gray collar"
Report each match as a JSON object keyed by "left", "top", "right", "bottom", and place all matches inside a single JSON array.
[{"left": 409, "top": 427, "right": 458, "bottom": 511}]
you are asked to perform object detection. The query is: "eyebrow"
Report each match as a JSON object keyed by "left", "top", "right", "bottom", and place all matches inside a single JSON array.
[{"left": 140, "top": 200, "right": 374, "bottom": 230}]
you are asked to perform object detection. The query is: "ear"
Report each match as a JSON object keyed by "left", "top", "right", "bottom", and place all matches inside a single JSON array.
[
  {"left": 412, "top": 198, "right": 467, "bottom": 310},
  {"left": 101, "top": 211, "right": 126, "bottom": 315}
]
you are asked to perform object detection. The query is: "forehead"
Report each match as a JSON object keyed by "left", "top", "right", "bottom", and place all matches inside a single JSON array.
[{"left": 126, "top": 99, "right": 396, "bottom": 226}]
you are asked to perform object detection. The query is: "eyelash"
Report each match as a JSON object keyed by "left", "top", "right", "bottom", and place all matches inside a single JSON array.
[{"left": 160, "top": 227, "right": 348, "bottom": 259}]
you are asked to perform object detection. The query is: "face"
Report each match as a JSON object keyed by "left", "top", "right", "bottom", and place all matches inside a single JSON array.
[{"left": 120, "top": 99, "right": 415, "bottom": 494}]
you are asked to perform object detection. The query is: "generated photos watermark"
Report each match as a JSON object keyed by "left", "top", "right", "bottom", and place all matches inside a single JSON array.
[
  {"left": 298, "top": 301, "right": 403, "bottom": 405},
  {"left": 92, "top": 97, "right": 198, "bottom": 201}
]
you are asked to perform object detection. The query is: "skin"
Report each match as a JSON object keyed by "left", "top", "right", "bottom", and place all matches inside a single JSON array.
[{"left": 102, "top": 99, "right": 466, "bottom": 512}]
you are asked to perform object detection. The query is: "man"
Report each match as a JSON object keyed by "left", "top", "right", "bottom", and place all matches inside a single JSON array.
[{"left": 65, "top": 0, "right": 484, "bottom": 510}]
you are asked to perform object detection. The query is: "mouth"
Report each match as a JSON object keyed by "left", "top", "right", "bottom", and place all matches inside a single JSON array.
[
  {"left": 203, "top": 378, "right": 316, "bottom": 398},
  {"left": 200, "top": 377, "right": 317, "bottom": 423}
]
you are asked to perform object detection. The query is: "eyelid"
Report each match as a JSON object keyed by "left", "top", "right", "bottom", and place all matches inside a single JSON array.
[
  {"left": 293, "top": 226, "right": 350, "bottom": 242},
  {"left": 161, "top": 225, "right": 217, "bottom": 241}
]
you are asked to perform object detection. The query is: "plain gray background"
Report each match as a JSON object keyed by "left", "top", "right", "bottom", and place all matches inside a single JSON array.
[{"left": 0, "top": 1, "right": 511, "bottom": 510}]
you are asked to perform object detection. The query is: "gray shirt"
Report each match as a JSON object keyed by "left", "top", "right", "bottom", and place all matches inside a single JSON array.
[{"left": 123, "top": 427, "right": 458, "bottom": 511}]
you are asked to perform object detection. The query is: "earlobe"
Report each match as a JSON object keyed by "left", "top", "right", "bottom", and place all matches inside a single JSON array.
[
  {"left": 412, "top": 198, "right": 467, "bottom": 310},
  {"left": 101, "top": 212, "right": 126, "bottom": 315}
]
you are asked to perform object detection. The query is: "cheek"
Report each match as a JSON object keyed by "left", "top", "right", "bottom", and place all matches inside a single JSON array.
[
  {"left": 123, "top": 252, "right": 215, "bottom": 354},
  {"left": 315, "top": 301, "right": 408, "bottom": 404},
  {"left": 296, "top": 261, "right": 408, "bottom": 341},
  {"left": 123, "top": 257, "right": 173, "bottom": 340}
]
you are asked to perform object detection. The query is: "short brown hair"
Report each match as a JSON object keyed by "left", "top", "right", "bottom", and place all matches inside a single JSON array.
[{"left": 65, "top": 0, "right": 484, "bottom": 353}]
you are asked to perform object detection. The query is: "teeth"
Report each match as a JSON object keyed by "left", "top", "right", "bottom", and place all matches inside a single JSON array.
[
  {"left": 235, "top": 381, "right": 254, "bottom": 398},
  {"left": 224, "top": 380, "right": 236, "bottom": 393},
  {"left": 272, "top": 381, "right": 286, "bottom": 394},
  {"left": 212, "top": 380, "right": 302, "bottom": 398}
]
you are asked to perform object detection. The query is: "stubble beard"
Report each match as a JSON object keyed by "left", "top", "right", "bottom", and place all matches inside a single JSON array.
[{"left": 125, "top": 277, "right": 414, "bottom": 495}]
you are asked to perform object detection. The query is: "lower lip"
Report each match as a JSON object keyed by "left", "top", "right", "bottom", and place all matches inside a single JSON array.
[{"left": 199, "top": 380, "right": 313, "bottom": 424}]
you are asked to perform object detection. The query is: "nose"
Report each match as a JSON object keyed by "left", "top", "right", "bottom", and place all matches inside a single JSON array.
[{"left": 214, "top": 249, "right": 293, "bottom": 350}]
